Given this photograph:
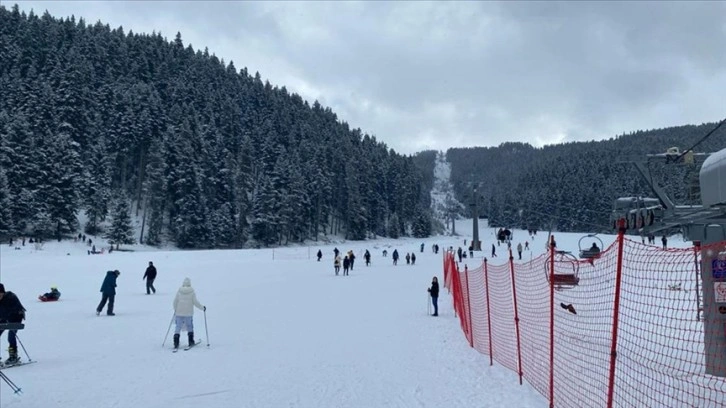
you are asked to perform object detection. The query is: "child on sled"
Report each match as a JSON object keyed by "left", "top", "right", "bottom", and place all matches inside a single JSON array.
[{"left": 38, "top": 286, "right": 61, "bottom": 302}]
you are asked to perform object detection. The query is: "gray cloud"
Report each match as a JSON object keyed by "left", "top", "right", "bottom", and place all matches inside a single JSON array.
[{"left": 11, "top": 1, "right": 726, "bottom": 154}]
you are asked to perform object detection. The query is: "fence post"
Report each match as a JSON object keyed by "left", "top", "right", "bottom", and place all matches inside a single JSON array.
[
  {"left": 606, "top": 219, "right": 627, "bottom": 408},
  {"left": 692, "top": 241, "right": 702, "bottom": 321},
  {"left": 508, "top": 248, "right": 524, "bottom": 385},
  {"left": 483, "top": 258, "right": 493, "bottom": 366},
  {"left": 465, "top": 265, "right": 474, "bottom": 347},
  {"left": 548, "top": 235, "right": 556, "bottom": 408}
]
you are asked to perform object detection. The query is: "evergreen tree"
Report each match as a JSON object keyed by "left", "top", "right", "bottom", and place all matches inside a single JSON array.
[
  {"left": 0, "top": 169, "right": 13, "bottom": 238},
  {"left": 106, "top": 196, "right": 135, "bottom": 249},
  {"left": 412, "top": 209, "right": 433, "bottom": 238}
]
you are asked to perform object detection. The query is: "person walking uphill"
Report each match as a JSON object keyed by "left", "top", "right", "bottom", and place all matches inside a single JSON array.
[
  {"left": 143, "top": 262, "right": 157, "bottom": 295},
  {"left": 172, "top": 278, "right": 206, "bottom": 350},
  {"left": 427, "top": 277, "right": 439, "bottom": 316},
  {"left": 97, "top": 270, "right": 120, "bottom": 316},
  {"left": 0, "top": 283, "right": 26, "bottom": 365}
]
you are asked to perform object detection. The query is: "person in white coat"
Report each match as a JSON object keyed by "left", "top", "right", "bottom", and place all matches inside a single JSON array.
[{"left": 172, "top": 278, "right": 205, "bottom": 350}]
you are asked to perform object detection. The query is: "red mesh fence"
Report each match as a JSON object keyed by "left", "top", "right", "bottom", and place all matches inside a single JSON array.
[{"left": 444, "top": 232, "right": 726, "bottom": 408}]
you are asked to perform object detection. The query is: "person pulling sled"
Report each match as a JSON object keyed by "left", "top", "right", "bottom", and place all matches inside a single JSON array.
[{"left": 172, "top": 278, "right": 206, "bottom": 351}]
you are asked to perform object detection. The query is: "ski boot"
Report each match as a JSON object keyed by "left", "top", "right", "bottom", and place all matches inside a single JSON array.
[
  {"left": 173, "top": 334, "right": 180, "bottom": 350},
  {"left": 188, "top": 332, "right": 196, "bottom": 348},
  {"left": 4, "top": 347, "right": 19, "bottom": 365}
]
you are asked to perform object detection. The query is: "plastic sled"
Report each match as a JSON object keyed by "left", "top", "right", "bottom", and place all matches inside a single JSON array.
[{"left": 38, "top": 295, "right": 60, "bottom": 302}]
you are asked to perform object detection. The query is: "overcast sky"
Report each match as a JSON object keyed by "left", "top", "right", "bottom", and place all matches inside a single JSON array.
[{"left": 8, "top": 1, "right": 726, "bottom": 154}]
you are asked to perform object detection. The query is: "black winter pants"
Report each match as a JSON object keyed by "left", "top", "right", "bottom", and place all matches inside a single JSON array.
[
  {"left": 97, "top": 294, "right": 115, "bottom": 314},
  {"left": 146, "top": 278, "right": 156, "bottom": 294}
]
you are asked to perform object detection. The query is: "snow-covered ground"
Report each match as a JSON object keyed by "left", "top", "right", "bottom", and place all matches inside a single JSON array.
[{"left": 0, "top": 223, "right": 692, "bottom": 407}]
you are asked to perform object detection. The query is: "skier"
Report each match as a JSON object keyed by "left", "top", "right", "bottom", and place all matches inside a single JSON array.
[
  {"left": 143, "top": 261, "right": 157, "bottom": 295},
  {"left": 457, "top": 247, "right": 463, "bottom": 262},
  {"left": 343, "top": 256, "right": 350, "bottom": 276},
  {"left": 172, "top": 278, "right": 206, "bottom": 351},
  {"left": 316, "top": 249, "right": 322, "bottom": 262},
  {"left": 405, "top": 253, "right": 411, "bottom": 265},
  {"left": 525, "top": 241, "right": 529, "bottom": 250},
  {"left": 334, "top": 255, "right": 341, "bottom": 276},
  {"left": 661, "top": 235, "right": 668, "bottom": 249},
  {"left": 96, "top": 270, "right": 120, "bottom": 316},
  {"left": 333, "top": 247, "right": 339, "bottom": 258},
  {"left": 427, "top": 277, "right": 439, "bottom": 316},
  {"left": 411, "top": 253, "right": 416, "bottom": 265},
  {"left": 491, "top": 243, "right": 497, "bottom": 258},
  {"left": 39, "top": 286, "right": 61, "bottom": 301},
  {"left": 468, "top": 245, "right": 473, "bottom": 258},
  {"left": 517, "top": 242, "right": 523, "bottom": 260},
  {"left": 0, "top": 283, "right": 26, "bottom": 365},
  {"left": 420, "top": 243, "right": 424, "bottom": 253},
  {"left": 364, "top": 250, "right": 371, "bottom": 266},
  {"left": 392, "top": 249, "right": 399, "bottom": 265}
]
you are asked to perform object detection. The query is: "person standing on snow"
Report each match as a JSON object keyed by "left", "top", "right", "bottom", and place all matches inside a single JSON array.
[
  {"left": 348, "top": 251, "right": 356, "bottom": 270},
  {"left": 96, "top": 270, "right": 120, "bottom": 316},
  {"left": 143, "top": 261, "right": 157, "bottom": 295},
  {"left": 172, "top": 278, "right": 206, "bottom": 350},
  {"left": 334, "top": 254, "right": 341, "bottom": 275},
  {"left": 343, "top": 256, "right": 350, "bottom": 276},
  {"left": 0, "top": 283, "right": 26, "bottom": 365},
  {"left": 517, "top": 243, "right": 523, "bottom": 260},
  {"left": 317, "top": 249, "right": 323, "bottom": 262},
  {"left": 427, "top": 277, "right": 439, "bottom": 316},
  {"left": 364, "top": 250, "right": 371, "bottom": 266}
]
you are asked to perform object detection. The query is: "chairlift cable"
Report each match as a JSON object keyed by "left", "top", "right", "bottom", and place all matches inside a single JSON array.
[{"left": 675, "top": 117, "right": 726, "bottom": 162}]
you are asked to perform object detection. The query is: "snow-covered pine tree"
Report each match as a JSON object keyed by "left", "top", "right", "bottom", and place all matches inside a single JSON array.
[
  {"left": 387, "top": 213, "right": 400, "bottom": 239},
  {"left": 106, "top": 196, "right": 135, "bottom": 249},
  {"left": 412, "top": 208, "right": 433, "bottom": 238},
  {"left": 0, "top": 169, "right": 14, "bottom": 238},
  {"left": 83, "top": 136, "right": 112, "bottom": 235}
]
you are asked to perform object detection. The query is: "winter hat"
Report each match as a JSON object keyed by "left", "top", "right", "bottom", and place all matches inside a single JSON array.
[
  {"left": 183, "top": 278, "right": 191, "bottom": 287},
  {"left": 0, "top": 283, "right": 4, "bottom": 293}
]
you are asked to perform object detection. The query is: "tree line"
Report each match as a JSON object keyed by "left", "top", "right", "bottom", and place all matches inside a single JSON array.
[{"left": 0, "top": 5, "right": 432, "bottom": 248}]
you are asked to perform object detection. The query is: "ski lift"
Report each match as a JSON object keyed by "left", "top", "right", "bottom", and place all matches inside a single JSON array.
[
  {"left": 578, "top": 234, "right": 604, "bottom": 259},
  {"left": 545, "top": 250, "right": 580, "bottom": 289}
]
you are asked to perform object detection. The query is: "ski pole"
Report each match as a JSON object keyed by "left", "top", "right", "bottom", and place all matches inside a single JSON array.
[
  {"left": 14, "top": 334, "right": 32, "bottom": 362},
  {"left": 162, "top": 313, "right": 174, "bottom": 347},
  {"left": 204, "top": 308, "right": 210, "bottom": 347},
  {"left": 0, "top": 371, "right": 22, "bottom": 394}
]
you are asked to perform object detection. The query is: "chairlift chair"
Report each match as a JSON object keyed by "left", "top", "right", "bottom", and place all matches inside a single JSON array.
[
  {"left": 578, "top": 234, "right": 604, "bottom": 259},
  {"left": 545, "top": 250, "right": 580, "bottom": 289}
]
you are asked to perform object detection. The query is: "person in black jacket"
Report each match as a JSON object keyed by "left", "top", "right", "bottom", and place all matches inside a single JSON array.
[
  {"left": 0, "top": 283, "right": 26, "bottom": 364},
  {"left": 427, "top": 277, "right": 439, "bottom": 316},
  {"left": 143, "top": 261, "right": 157, "bottom": 295},
  {"left": 342, "top": 256, "right": 350, "bottom": 276}
]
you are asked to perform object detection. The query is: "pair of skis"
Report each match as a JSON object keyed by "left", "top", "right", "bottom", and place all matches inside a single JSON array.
[
  {"left": 172, "top": 340, "right": 202, "bottom": 353},
  {"left": 0, "top": 360, "right": 36, "bottom": 369}
]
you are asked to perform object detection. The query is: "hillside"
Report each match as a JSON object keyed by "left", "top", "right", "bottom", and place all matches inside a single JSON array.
[
  {"left": 0, "top": 5, "right": 432, "bottom": 248},
  {"left": 431, "top": 123, "right": 726, "bottom": 233}
]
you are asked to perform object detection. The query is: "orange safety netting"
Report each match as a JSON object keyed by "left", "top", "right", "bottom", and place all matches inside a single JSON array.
[{"left": 443, "top": 231, "right": 726, "bottom": 408}]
